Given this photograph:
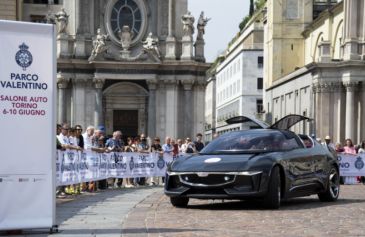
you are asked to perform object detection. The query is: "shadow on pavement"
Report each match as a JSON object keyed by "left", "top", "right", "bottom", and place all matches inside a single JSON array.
[
  {"left": 122, "top": 227, "right": 208, "bottom": 234},
  {"left": 186, "top": 197, "right": 365, "bottom": 211},
  {"left": 56, "top": 187, "right": 158, "bottom": 224}
]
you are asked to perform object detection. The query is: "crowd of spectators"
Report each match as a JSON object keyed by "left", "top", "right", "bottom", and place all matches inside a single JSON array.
[
  {"left": 56, "top": 122, "right": 207, "bottom": 197},
  {"left": 319, "top": 136, "right": 365, "bottom": 185}
]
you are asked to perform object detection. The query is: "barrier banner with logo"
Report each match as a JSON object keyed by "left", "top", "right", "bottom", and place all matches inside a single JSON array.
[
  {"left": 56, "top": 151, "right": 177, "bottom": 186},
  {"left": 337, "top": 153, "right": 365, "bottom": 176},
  {"left": 0, "top": 21, "right": 56, "bottom": 230}
]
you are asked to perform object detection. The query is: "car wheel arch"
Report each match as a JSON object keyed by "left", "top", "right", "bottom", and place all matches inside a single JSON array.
[{"left": 268, "top": 164, "right": 286, "bottom": 198}]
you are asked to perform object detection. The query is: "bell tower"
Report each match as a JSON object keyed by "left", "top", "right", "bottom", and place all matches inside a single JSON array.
[{"left": 264, "top": 0, "right": 313, "bottom": 88}]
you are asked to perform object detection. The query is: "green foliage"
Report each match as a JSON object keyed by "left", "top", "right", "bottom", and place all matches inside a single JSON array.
[
  {"left": 239, "top": 16, "right": 251, "bottom": 31},
  {"left": 255, "top": 0, "right": 266, "bottom": 10},
  {"left": 239, "top": 0, "right": 266, "bottom": 31}
]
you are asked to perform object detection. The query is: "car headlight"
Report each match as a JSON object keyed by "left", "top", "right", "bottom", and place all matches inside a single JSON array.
[{"left": 234, "top": 171, "right": 262, "bottom": 176}]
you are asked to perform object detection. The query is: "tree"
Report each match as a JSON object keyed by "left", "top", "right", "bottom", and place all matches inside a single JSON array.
[
  {"left": 255, "top": 0, "right": 266, "bottom": 11},
  {"left": 239, "top": 15, "right": 251, "bottom": 31},
  {"left": 249, "top": 0, "right": 254, "bottom": 16}
]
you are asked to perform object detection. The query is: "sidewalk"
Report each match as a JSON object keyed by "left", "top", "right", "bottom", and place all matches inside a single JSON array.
[{"left": 1, "top": 186, "right": 161, "bottom": 237}]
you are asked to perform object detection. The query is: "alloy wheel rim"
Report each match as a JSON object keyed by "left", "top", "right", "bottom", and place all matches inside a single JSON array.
[{"left": 329, "top": 168, "right": 339, "bottom": 198}]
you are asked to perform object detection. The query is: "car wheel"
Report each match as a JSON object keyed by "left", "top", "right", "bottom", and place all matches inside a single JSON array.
[
  {"left": 263, "top": 166, "right": 281, "bottom": 209},
  {"left": 170, "top": 196, "right": 189, "bottom": 208},
  {"left": 318, "top": 166, "right": 340, "bottom": 202}
]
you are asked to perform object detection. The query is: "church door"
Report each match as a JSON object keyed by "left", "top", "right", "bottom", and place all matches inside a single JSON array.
[{"left": 113, "top": 110, "right": 139, "bottom": 140}]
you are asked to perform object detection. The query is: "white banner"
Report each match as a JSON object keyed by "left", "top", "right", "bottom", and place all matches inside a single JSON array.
[
  {"left": 56, "top": 151, "right": 178, "bottom": 186},
  {"left": 338, "top": 153, "right": 365, "bottom": 176},
  {"left": 0, "top": 21, "right": 56, "bottom": 230}
]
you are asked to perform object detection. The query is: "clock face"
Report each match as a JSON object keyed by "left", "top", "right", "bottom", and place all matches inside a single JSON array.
[{"left": 105, "top": 0, "right": 147, "bottom": 47}]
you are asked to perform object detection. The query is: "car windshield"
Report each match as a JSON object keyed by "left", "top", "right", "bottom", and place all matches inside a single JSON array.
[{"left": 201, "top": 130, "right": 300, "bottom": 154}]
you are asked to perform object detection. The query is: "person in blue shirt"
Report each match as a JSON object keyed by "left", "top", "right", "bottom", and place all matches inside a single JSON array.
[
  {"left": 106, "top": 131, "right": 123, "bottom": 152},
  {"left": 162, "top": 136, "right": 174, "bottom": 155}
]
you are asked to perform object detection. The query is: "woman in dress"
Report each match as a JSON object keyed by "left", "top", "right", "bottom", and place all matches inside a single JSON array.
[{"left": 343, "top": 138, "right": 358, "bottom": 184}]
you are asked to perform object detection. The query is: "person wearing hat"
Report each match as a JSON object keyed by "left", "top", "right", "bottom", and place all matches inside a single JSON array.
[{"left": 322, "top": 135, "right": 335, "bottom": 150}]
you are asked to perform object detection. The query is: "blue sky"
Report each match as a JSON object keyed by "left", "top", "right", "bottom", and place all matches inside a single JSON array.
[{"left": 188, "top": 0, "right": 250, "bottom": 63}]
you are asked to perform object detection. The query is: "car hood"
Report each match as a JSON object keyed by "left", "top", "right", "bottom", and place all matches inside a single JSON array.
[{"left": 171, "top": 154, "right": 257, "bottom": 172}]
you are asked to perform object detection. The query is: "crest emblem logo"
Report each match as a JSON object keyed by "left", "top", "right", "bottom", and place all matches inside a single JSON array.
[
  {"left": 15, "top": 43, "right": 33, "bottom": 71},
  {"left": 67, "top": 152, "right": 75, "bottom": 161},
  {"left": 157, "top": 155, "right": 165, "bottom": 169},
  {"left": 355, "top": 156, "right": 365, "bottom": 170},
  {"left": 129, "top": 157, "right": 135, "bottom": 170}
]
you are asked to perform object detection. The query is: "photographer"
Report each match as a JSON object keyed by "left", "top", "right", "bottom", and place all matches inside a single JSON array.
[{"left": 182, "top": 137, "right": 196, "bottom": 154}]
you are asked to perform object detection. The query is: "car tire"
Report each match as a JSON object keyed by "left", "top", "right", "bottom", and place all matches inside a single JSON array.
[
  {"left": 263, "top": 166, "right": 281, "bottom": 209},
  {"left": 318, "top": 166, "right": 340, "bottom": 202},
  {"left": 170, "top": 196, "right": 189, "bottom": 208}
]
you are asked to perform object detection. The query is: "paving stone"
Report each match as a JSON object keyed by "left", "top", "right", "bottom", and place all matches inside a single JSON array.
[{"left": 122, "top": 185, "right": 365, "bottom": 237}]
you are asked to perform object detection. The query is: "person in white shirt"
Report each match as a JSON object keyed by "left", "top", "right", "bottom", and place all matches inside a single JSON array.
[
  {"left": 82, "top": 126, "right": 95, "bottom": 150},
  {"left": 322, "top": 135, "right": 335, "bottom": 150}
]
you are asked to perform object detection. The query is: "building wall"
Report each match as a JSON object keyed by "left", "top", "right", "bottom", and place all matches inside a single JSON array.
[
  {"left": 215, "top": 49, "right": 263, "bottom": 133},
  {"left": 206, "top": 14, "right": 264, "bottom": 136},
  {"left": 264, "top": 0, "right": 313, "bottom": 88},
  {"left": 303, "top": 4, "right": 344, "bottom": 64},
  {"left": 204, "top": 77, "right": 215, "bottom": 141},
  {"left": 266, "top": 70, "right": 313, "bottom": 135},
  {"left": 0, "top": 0, "right": 18, "bottom": 20},
  {"left": 264, "top": 0, "right": 365, "bottom": 144}
]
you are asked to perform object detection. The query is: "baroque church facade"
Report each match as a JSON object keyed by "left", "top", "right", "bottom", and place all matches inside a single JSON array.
[{"left": 50, "top": 0, "right": 210, "bottom": 139}]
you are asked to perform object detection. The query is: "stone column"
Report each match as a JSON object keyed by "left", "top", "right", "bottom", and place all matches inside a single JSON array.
[
  {"left": 57, "top": 74, "right": 69, "bottom": 123},
  {"left": 361, "top": 83, "right": 365, "bottom": 141},
  {"left": 182, "top": 79, "right": 194, "bottom": 138},
  {"left": 165, "top": 0, "right": 176, "bottom": 60},
  {"left": 344, "top": 82, "right": 357, "bottom": 140},
  {"left": 312, "top": 83, "right": 321, "bottom": 138},
  {"left": 93, "top": 78, "right": 104, "bottom": 127},
  {"left": 74, "top": 0, "right": 90, "bottom": 59},
  {"left": 332, "top": 83, "right": 344, "bottom": 143},
  {"left": 165, "top": 79, "right": 179, "bottom": 139},
  {"left": 361, "top": 0, "right": 365, "bottom": 59},
  {"left": 318, "top": 83, "right": 331, "bottom": 139},
  {"left": 343, "top": 0, "right": 360, "bottom": 60},
  {"left": 72, "top": 76, "right": 88, "bottom": 127},
  {"left": 147, "top": 79, "right": 157, "bottom": 138},
  {"left": 194, "top": 80, "right": 206, "bottom": 136}
]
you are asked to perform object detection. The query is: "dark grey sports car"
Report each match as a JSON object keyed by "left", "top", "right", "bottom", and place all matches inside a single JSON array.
[{"left": 164, "top": 115, "right": 340, "bottom": 209}]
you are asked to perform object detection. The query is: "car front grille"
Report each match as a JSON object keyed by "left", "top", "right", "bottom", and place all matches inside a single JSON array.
[{"left": 179, "top": 173, "right": 235, "bottom": 187}]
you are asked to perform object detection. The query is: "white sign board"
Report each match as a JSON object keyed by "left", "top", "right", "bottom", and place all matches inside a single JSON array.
[
  {"left": 0, "top": 20, "right": 56, "bottom": 230},
  {"left": 337, "top": 153, "right": 365, "bottom": 176},
  {"left": 56, "top": 151, "right": 178, "bottom": 186}
]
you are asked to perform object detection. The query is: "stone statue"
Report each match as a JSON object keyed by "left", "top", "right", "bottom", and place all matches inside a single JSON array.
[
  {"left": 55, "top": 8, "right": 69, "bottom": 34},
  {"left": 46, "top": 11, "right": 56, "bottom": 24},
  {"left": 197, "top": 11, "right": 210, "bottom": 40},
  {"left": 88, "top": 28, "right": 109, "bottom": 61},
  {"left": 181, "top": 11, "right": 195, "bottom": 37},
  {"left": 142, "top": 32, "right": 161, "bottom": 58},
  {"left": 118, "top": 25, "right": 134, "bottom": 51}
]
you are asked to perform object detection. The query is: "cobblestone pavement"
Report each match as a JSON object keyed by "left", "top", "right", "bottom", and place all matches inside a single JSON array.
[
  {"left": 1, "top": 186, "right": 160, "bottom": 237},
  {"left": 3, "top": 185, "right": 365, "bottom": 237},
  {"left": 122, "top": 185, "right": 365, "bottom": 237}
]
